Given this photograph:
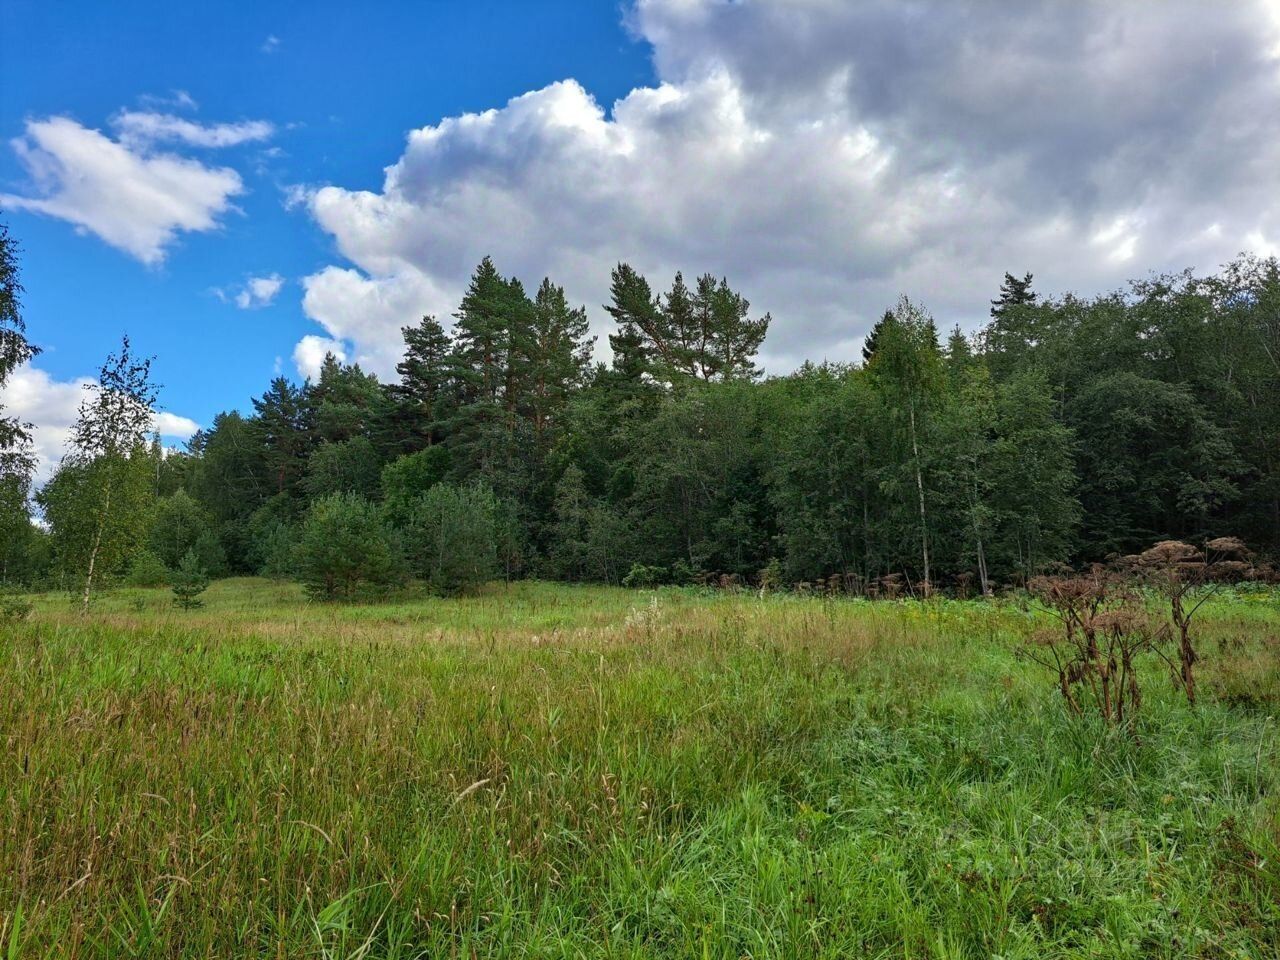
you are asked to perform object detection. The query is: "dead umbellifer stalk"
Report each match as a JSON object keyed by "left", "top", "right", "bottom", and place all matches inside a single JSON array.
[
  {"left": 1024, "top": 568, "right": 1156, "bottom": 727},
  {"left": 1132, "top": 537, "right": 1254, "bottom": 707}
]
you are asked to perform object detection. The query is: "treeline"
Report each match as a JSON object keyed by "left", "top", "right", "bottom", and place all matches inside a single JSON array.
[{"left": 2, "top": 231, "right": 1278, "bottom": 597}]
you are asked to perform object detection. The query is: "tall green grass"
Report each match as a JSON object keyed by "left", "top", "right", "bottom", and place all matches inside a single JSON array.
[{"left": 2, "top": 580, "right": 1277, "bottom": 957}]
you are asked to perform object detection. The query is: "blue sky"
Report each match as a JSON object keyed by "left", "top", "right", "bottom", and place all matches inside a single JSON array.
[
  {"left": 2, "top": 0, "right": 652, "bottom": 458},
  {"left": 3, "top": 0, "right": 1279, "bottom": 478}
]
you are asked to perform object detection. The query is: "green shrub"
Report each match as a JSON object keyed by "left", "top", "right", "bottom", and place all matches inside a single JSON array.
[
  {"left": 402, "top": 482, "right": 497, "bottom": 595},
  {"left": 0, "top": 594, "right": 33, "bottom": 622},
  {"left": 255, "top": 522, "right": 299, "bottom": 579},
  {"left": 295, "top": 493, "right": 407, "bottom": 600},
  {"left": 148, "top": 490, "right": 214, "bottom": 569},
  {"left": 381, "top": 446, "right": 451, "bottom": 527},
  {"left": 124, "top": 549, "right": 170, "bottom": 587},
  {"left": 622, "top": 563, "right": 666, "bottom": 588}
]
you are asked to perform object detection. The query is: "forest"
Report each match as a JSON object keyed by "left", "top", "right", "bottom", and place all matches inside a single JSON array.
[{"left": 1, "top": 221, "right": 1278, "bottom": 601}]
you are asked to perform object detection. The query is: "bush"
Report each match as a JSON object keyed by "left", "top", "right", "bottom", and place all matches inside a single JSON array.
[
  {"left": 622, "top": 563, "right": 666, "bottom": 588},
  {"left": 191, "top": 529, "right": 228, "bottom": 577},
  {"left": 255, "top": 522, "right": 299, "bottom": 579},
  {"left": 381, "top": 447, "right": 451, "bottom": 527},
  {"left": 295, "top": 493, "right": 407, "bottom": 600},
  {"left": 124, "top": 549, "right": 170, "bottom": 587},
  {"left": 170, "top": 550, "right": 210, "bottom": 609},
  {"left": 402, "top": 482, "right": 497, "bottom": 595},
  {"left": 149, "top": 490, "right": 215, "bottom": 569},
  {"left": 0, "top": 594, "right": 33, "bottom": 622}
]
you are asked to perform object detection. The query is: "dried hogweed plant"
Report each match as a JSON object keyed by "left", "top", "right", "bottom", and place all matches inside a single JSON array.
[
  {"left": 1024, "top": 568, "right": 1161, "bottom": 726},
  {"left": 1125, "top": 536, "right": 1254, "bottom": 706}
]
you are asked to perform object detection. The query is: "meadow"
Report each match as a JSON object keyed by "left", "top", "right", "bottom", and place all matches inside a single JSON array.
[{"left": 1, "top": 579, "right": 1278, "bottom": 959}]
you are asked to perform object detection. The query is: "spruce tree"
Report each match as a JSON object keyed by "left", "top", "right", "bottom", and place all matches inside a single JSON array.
[
  {"left": 990, "top": 272, "right": 1037, "bottom": 318},
  {"left": 861, "top": 310, "right": 893, "bottom": 365},
  {"left": 451, "top": 257, "right": 513, "bottom": 406}
]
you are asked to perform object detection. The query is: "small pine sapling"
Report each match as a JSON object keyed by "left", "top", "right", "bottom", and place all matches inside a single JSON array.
[{"left": 171, "top": 549, "right": 209, "bottom": 609}]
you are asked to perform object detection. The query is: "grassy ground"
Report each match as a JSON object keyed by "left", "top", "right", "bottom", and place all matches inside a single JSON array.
[{"left": 1, "top": 579, "right": 1278, "bottom": 958}]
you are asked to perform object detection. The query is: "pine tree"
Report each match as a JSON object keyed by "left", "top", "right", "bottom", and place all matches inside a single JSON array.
[
  {"left": 606, "top": 263, "right": 769, "bottom": 385},
  {"left": 305, "top": 355, "right": 387, "bottom": 444},
  {"left": 251, "top": 377, "right": 310, "bottom": 496},
  {"left": 390, "top": 315, "right": 453, "bottom": 447},
  {"left": 170, "top": 549, "right": 210, "bottom": 609},
  {"left": 527, "top": 278, "right": 594, "bottom": 441},
  {"left": 692, "top": 273, "right": 769, "bottom": 381},
  {"left": 295, "top": 493, "right": 406, "bottom": 600}
]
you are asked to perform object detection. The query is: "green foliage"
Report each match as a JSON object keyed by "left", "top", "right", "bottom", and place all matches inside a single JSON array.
[
  {"left": 295, "top": 493, "right": 406, "bottom": 600},
  {"left": 0, "top": 472, "right": 35, "bottom": 584},
  {"left": 0, "top": 593, "right": 32, "bottom": 622},
  {"left": 124, "top": 549, "right": 170, "bottom": 587},
  {"left": 622, "top": 562, "right": 666, "bottom": 588},
  {"left": 544, "top": 463, "right": 629, "bottom": 583},
  {"left": 148, "top": 489, "right": 214, "bottom": 570},
  {"left": 187, "top": 411, "right": 266, "bottom": 572},
  {"left": 401, "top": 482, "right": 497, "bottom": 595},
  {"left": 190, "top": 529, "right": 227, "bottom": 578},
  {"left": 169, "top": 549, "right": 210, "bottom": 609},
  {"left": 0, "top": 219, "right": 40, "bottom": 466},
  {"left": 304, "top": 436, "right": 381, "bottom": 500},
  {"left": 251, "top": 377, "right": 310, "bottom": 497},
  {"left": 254, "top": 521, "right": 299, "bottom": 580},
  {"left": 38, "top": 451, "right": 156, "bottom": 596},
  {"left": 380, "top": 446, "right": 451, "bottom": 527},
  {"left": 606, "top": 264, "right": 770, "bottom": 384}
]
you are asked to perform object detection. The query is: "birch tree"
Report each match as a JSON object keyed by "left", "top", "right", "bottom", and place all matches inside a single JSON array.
[{"left": 57, "top": 336, "right": 158, "bottom": 612}]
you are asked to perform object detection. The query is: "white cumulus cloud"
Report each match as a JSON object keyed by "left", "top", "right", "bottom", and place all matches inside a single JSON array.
[
  {"left": 292, "top": 335, "right": 347, "bottom": 381},
  {"left": 1, "top": 364, "right": 199, "bottom": 486},
  {"left": 294, "top": 0, "right": 1280, "bottom": 374},
  {"left": 3, "top": 105, "right": 274, "bottom": 265}
]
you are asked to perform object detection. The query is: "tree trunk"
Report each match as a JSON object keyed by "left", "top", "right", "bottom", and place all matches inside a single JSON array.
[
  {"left": 908, "top": 399, "right": 930, "bottom": 589},
  {"left": 975, "top": 535, "right": 990, "bottom": 597},
  {"left": 970, "top": 476, "right": 990, "bottom": 596},
  {"left": 82, "top": 483, "right": 112, "bottom": 615}
]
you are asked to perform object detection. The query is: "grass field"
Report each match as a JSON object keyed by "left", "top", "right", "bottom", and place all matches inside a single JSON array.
[{"left": 2, "top": 579, "right": 1278, "bottom": 958}]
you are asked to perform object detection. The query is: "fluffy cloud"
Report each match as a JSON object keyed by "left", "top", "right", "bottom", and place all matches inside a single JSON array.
[
  {"left": 217, "top": 273, "right": 285, "bottom": 309},
  {"left": 2, "top": 108, "right": 273, "bottom": 264},
  {"left": 2, "top": 364, "right": 199, "bottom": 485},
  {"left": 292, "top": 334, "right": 347, "bottom": 381},
  {"left": 293, "top": 0, "right": 1280, "bottom": 375}
]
